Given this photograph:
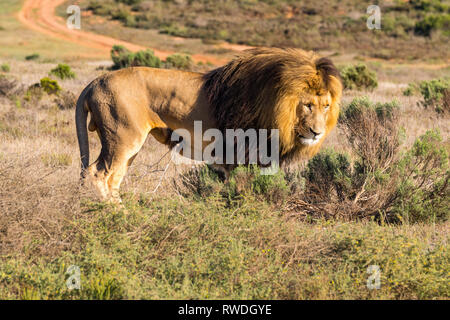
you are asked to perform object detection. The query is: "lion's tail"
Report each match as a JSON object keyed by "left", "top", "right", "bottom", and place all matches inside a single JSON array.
[{"left": 75, "top": 85, "right": 91, "bottom": 179}]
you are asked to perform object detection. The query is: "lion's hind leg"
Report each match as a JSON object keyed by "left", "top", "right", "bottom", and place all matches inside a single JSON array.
[
  {"left": 106, "top": 133, "right": 149, "bottom": 204},
  {"left": 87, "top": 156, "right": 111, "bottom": 201}
]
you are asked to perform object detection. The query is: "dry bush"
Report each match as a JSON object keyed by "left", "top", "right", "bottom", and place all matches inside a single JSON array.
[
  {"left": 0, "top": 76, "right": 22, "bottom": 97},
  {"left": 285, "top": 97, "right": 448, "bottom": 223},
  {"left": 442, "top": 88, "right": 450, "bottom": 114},
  {"left": 55, "top": 91, "right": 77, "bottom": 110}
]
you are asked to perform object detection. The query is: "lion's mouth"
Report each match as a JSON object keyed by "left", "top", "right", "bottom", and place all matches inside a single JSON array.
[{"left": 297, "top": 134, "right": 320, "bottom": 146}]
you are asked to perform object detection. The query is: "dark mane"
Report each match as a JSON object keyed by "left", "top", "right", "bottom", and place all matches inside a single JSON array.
[
  {"left": 315, "top": 57, "right": 342, "bottom": 92},
  {"left": 202, "top": 48, "right": 294, "bottom": 131},
  {"left": 201, "top": 47, "right": 343, "bottom": 159}
]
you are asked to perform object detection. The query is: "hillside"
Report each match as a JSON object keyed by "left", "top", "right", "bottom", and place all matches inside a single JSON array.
[{"left": 78, "top": 0, "right": 450, "bottom": 60}]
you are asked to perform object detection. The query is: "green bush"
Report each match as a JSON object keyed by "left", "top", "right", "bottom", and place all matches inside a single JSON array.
[
  {"left": 228, "top": 166, "right": 288, "bottom": 202},
  {"left": 87, "top": 1, "right": 115, "bottom": 16},
  {"left": 49, "top": 64, "right": 76, "bottom": 80},
  {"left": 414, "top": 14, "right": 450, "bottom": 37},
  {"left": 111, "top": 45, "right": 162, "bottom": 70},
  {"left": 25, "top": 53, "right": 40, "bottom": 61},
  {"left": 304, "top": 150, "right": 352, "bottom": 200},
  {"left": 40, "top": 77, "right": 61, "bottom": 95},
  {"left": 393, "top": 130, "right": 449, "bottom": 223},
  {"left": 116, "top": 0, "right": 142, "bottom": 5},
  {"left": 340, "top": 64, "right": 378, "bottom": 91},
  {"left": 164, "top": 53, "right": 193, "bottom": 70},
  {"left": 410, "top": 0, "right": 449, "bottom": 12},
  {"left": 180, "top": 165, "right": 288, "bottom": 203},
  {"left": 417, "top": 78, "right": 450, "bottom": 113},
  {"left": 1, "top": 63, "right": 10, "bottom": 72},
  {"left": 111, "top": 45, "right": 193, "bottom": 70},
  {"left": 403, "top": 82, "right": 420, "bottom": 96}
]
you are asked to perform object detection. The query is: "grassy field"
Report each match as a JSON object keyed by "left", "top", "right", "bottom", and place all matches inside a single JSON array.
[{"left": 0, "top": 0, "right": 449, "bottom": 300}]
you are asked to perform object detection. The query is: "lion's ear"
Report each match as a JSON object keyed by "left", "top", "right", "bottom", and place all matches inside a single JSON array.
[
  {"left": 328, "top": 75, "right": 343, "bottom": 101},
  {"left": 315, "top": 57, "right": 342, "bottom": 100}
]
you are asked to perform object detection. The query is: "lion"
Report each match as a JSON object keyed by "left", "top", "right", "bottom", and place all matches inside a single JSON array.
[{"left": 76, "top": 47, "right": 342, "bottom": 203}]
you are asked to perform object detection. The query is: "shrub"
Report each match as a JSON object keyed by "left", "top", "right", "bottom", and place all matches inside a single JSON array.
[
  {"left": 393, "top": 130, "right": 449, "bottom": 223},
  {"left": 111, "top": 45, "right": 161, "bottom": 70},
  {"left": 55, "top": 91, "right": 77, "bottom": 110},
  {"left": 292, "top": 97, "right": 448, "bottom": 223},
  {"left": 179, "top": 165, "right": 288, "bottom": 204},
  {"left": 40, "top": 77, "right": 61, "bottom": 95},
  {"left": 25, "top": 53, "right": 40, "bottom": 61},
  {"left": 0, "top": 76, "right": 18, "bottom": 97},
  {"left": 410, "top": 0, "right": 449, "bottom": 12},
  {"left": 116, "top": 0, "right": 142, "bottom": 5},
  {"left": 403, "top": 82, "right": 419, "bottom": 96},
  {"left": 1, "top": 63, "right": 10, "bottom": 72},
  {"left": 23, "top": 84, "right": 44, "bottom": 104},
  {"left": 87, "top": 1, "right": 115, "bottom": 16},
  {"left": 417, "top": 78, "right": 450, "bottom": 113},
  {"left": 227, "top": 166, "right": 288, "bottom": 203},
  {"left": 414, "top": 14, "right": 450, "bottom": 37},
  {"left": 164, "top": 53, "right": 193, "bottom": 70},
  {"left": 340, "top": 64, "right": 378, "bottom": 91},
  {"left": 49, "top": 64, "right": 76, "bottom": 80}
]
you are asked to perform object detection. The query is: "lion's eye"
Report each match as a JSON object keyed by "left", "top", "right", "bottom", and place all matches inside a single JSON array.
[
  {"left": 304, "top": 104, "right": 313, "bottom": 111},
  {"left": 324, "top": 104, "right": 330, "bottom": 111}
]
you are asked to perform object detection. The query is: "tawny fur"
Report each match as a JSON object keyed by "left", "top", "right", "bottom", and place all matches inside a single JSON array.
[{"left": 76, "top": 48, "right": 342, "bottom": 203}]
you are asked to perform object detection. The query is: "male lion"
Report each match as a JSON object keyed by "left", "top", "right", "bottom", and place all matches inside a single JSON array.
[{"left": 76, "top": 48, "right": 342, "bottom": 203}]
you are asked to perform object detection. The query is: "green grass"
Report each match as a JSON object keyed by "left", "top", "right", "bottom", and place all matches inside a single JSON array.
[{"left": 0, "top": 195, "right": 447, "bottom": 300}]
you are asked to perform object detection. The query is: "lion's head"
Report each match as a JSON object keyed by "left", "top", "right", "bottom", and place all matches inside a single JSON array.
[{"left": 202, "top": 47, "right": 342, "bottom": 164}]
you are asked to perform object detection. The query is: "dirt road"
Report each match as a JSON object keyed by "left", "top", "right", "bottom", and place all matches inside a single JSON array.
[
  {"left": 16, "top": 0, "right": 447, "bottom": 69},
  {"left": 16, "top": 0, "right": 232, "bottom": 64}
]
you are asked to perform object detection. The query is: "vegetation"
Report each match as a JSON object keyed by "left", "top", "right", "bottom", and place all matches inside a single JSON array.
[
  {"left": 40, "top": 77, "right": 61, "bottom": 95},
  {"left": 414, "top": 13, "right": 450, "bottom": 37},
  {"left": 1, "top": 63, "right": 10, "bottom": 72},
  {"left": 0, "top": 0, "right": 448, "bottom": 301},
  {"left": 0, "top": 198, "right": 448, "bottom": 299},
  {"left": 164, "top": 53, "right": 193, "bottom": 70},
  {"left": 111, "top": 45, "right": 162, "bottom": 69},
  {"left": 82, "top": 0, "right": 450, "bottom": 60},
  {"left": 111, "top": 45, "right": 194, "bottom": 70},
  {"left": 0, "top": 60, "right": 449, "bottom": 300},
  {"left": 418, "top": 78, "right": 450, "bottom": 114},
  {"left": 340, "top": 64, "right": 378, "bottom": 91},
  {"left": 404, "top": 78, "right": 450, "bottom": 114},
  {"left": 49, "top": 64, "right": 76, "bottom": 80},
  {"left": 25, "top": 53, "right": 40, "bottom": 61},
  {"left": 179, "top": 97, "right": 449, "bottom": 224}
]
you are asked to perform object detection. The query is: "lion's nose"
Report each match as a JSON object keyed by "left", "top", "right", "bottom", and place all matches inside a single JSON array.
[{"left": 309, "top": 128, "right": 322, "bottom": 138}]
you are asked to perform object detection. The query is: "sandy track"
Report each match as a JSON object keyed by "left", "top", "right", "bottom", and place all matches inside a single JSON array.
[{"left": 17, "top": 0, "right": 230, "bottom": 64}]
